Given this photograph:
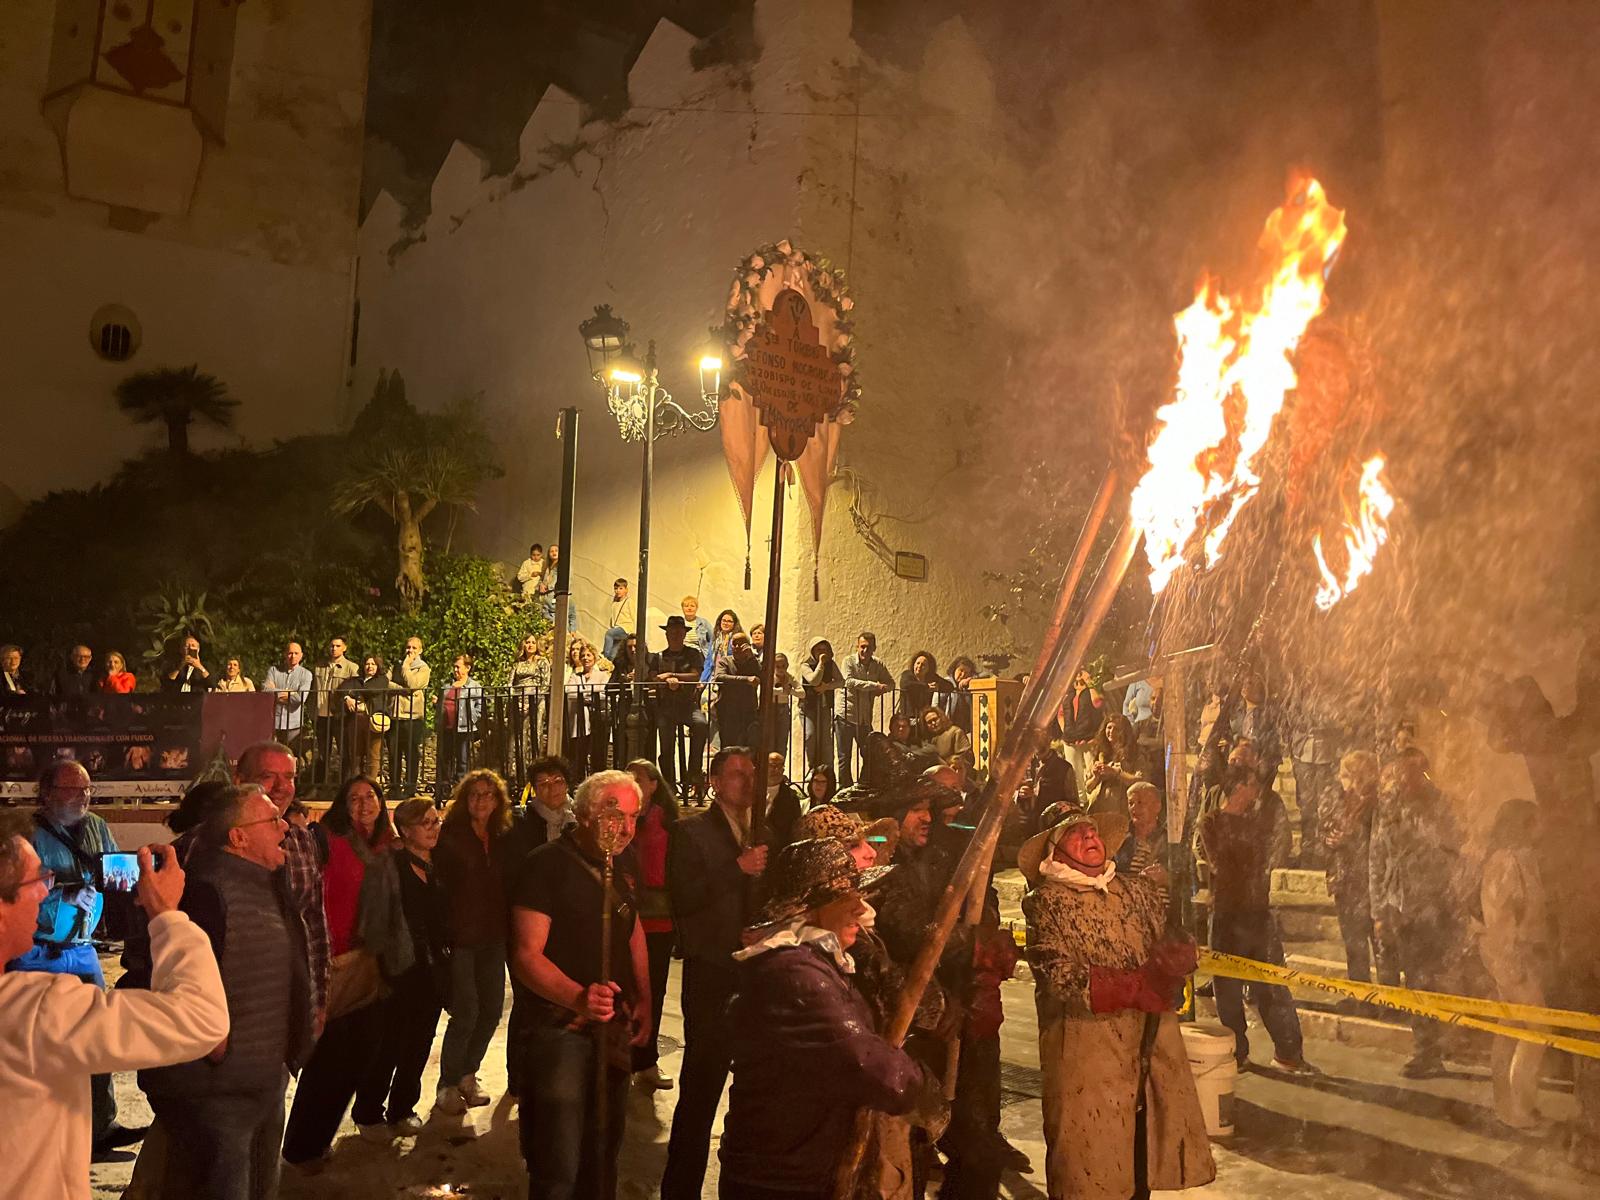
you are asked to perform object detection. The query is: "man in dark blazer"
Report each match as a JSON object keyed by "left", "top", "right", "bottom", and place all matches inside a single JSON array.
[{"left": 660, "top": 746, "right": 767, "bottom": 1200}]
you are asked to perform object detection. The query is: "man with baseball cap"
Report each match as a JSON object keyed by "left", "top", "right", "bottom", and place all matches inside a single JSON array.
[{"left": 1019, "top": 811, "right": 1214, "bottom": 1200}]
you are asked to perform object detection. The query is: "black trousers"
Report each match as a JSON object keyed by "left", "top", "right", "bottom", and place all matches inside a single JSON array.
[
  {"left": 520, "top": 1024, "right": 629, "bottom": 1200},
  {"left": 281, "top": 1006, "right": 382, "bottom": 1164},
  {"left": 939, "top": 1032, "right": 1003, "bottom": 1200},
  {"left": 632, "top": 930, "right": 676, "bottom": 1072},
  {"left": 1396, "top": 918, "right": 1450, "bottom": 1062},
  {"left": 352, "top": 966, "right": 442, "bottom": 1125},
  {"left": 153, "top": 1085, "right": 286, "bottom": 1200},
  {"left": 660, "top": 958, "right": 738, "bottom": 1200}
]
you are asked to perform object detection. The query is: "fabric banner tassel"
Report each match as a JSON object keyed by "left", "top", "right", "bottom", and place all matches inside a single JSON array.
[
  {"left": 813, "top": 561, "right": 820, "bottom": 601},
  {"left": 745, "top": 544, "right": 752, "bottom": 590}
]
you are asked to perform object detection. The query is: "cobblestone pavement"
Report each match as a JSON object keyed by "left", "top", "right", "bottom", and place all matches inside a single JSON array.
[{"left": 91, "top": 968, "right": 1592, "bottom": 1199}]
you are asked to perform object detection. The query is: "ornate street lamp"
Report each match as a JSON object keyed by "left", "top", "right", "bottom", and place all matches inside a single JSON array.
[{"left": 578, "top": 305, "right": 722, "bottom": 762}]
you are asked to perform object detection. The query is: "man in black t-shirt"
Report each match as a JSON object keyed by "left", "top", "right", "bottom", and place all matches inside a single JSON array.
[
  {"left": 509, "top": 769, "right": 650, "bottom": 1200},
  {"left": 652, "top": 616, "right": 709, "bottom": 796}
]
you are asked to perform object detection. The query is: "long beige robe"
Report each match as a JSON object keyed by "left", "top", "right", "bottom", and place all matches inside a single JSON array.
[{"left": 1024, "top": 874, "right": 1216, "bottom": 1200}]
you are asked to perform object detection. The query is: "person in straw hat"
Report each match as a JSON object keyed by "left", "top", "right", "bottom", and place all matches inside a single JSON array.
[
  {"left": 718, "top": 838, "right": 935, "bottom": 1200},
  {"left": 1019, "top": 811, "right": 1215, "bottom": 1200}
]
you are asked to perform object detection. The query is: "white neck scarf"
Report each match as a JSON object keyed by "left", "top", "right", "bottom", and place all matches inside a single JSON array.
[
  {"left": 733, "top": 919, "right": 855, "bottom": 973},
  {"left": 1039, "top": 857, "right": 1118, "bottom": 893}
]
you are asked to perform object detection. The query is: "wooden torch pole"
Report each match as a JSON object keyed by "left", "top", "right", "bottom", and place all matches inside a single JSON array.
[
  {"left": 749, "top": 462, "right": 787, "bottom": 848},
  {"left": 832, "top": 506, "right": 1142, "bottom": 1199},
  {"left": 942, "top": 470, "right": 1119, "bottom": 1102}
]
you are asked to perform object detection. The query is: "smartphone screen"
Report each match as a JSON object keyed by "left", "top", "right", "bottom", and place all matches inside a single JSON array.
[{"left": 101, "top": 852, "right": 141, "bottom": 894}]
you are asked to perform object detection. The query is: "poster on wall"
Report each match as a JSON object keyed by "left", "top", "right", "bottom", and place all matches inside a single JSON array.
[{"left": 0, "top": 691, "right": 269, "bottom": 799}]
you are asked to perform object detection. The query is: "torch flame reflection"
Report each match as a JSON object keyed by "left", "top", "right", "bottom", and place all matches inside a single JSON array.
[
  {"left": 1312, "top": 455, "right": 1395, "bottom": 611},
  {"left": 1131, "top": 178, "right": 1348, "bottom": 594}
]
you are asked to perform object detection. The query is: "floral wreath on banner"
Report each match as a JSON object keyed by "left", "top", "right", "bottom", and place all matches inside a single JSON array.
[{"left": 715, "top": 239, "right": 862, "bottom": 420}]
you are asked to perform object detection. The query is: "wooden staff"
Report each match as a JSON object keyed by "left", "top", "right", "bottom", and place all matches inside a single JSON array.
[
  {"left": 943, "top": 469, "right": 1119, "bottom": 1093},
  {"left": 832, "top": 503, "right": 1141, "bottom": 1199},
  {"left": 750, "top": 462, "right": 787, "bottom": 848},
  {"left": 594, "top": 803, "right": 623, "bottom": 1200}
]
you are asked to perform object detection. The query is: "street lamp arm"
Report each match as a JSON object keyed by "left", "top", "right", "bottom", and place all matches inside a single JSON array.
[{"left": 652, "top": 390, "right": 720, "bottom": 437}]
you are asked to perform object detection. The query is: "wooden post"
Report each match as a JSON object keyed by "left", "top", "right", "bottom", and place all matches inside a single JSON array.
[
  {"left": 546, "top": 408, "right": 579, "bottom": 755},
  {"left": 750, "top": 463, "right": 786, "bottom": 846}
]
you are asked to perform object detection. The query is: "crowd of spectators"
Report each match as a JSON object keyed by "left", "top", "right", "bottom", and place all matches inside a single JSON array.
[{"left": 3, "top": 579, "right": 1562, "bottom": 1174}]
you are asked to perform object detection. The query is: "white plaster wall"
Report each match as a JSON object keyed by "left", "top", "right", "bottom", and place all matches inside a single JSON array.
[
  {"left": 0, "top": 0, "right": 369, "bottom": 499},
  {"left": 355, "top": 3, "right": 1030, "bottom": 672}
]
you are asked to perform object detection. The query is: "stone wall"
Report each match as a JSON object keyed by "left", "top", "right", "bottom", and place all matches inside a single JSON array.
[
  {"left": 0, "top": 0, "right": 371, "bottom": 500},
  {"left": 354, "top": 2, "right": 1029, "bottom": 671}
]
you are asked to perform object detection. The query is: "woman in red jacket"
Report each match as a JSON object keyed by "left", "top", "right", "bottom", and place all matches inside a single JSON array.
[
  {"left": 627, "top": 757, "right": 679, "bottom": 1091},
  {"left": 99, "top": 650, "right": 137, "bottom": 694},
  {"left": 283, "top": 774, "right": 402, "bottom": 1165}
]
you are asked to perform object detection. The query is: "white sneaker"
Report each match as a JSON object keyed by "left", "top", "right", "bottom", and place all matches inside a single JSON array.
[
  {"left": 433, "top": 1083, "right": 467, "bottom": 1115},
  {"left": 459, "top": 1073, "right": 491, "bottom": 1108},
  {"left": 357, "top": 1122, "right": 394, "bottom": 1144},
  {"left": 392, "top": 1115, "right": 425, "bottom": 1135}
]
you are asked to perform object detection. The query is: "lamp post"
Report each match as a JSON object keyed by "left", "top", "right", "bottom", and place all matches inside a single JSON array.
[{"left": 579, "top": 304, "right": 723, "bottom": 763}]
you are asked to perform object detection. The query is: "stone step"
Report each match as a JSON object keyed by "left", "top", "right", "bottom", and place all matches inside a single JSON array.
[
  {"left": 1276, "top": 908, "right": 1343, "bottom": 942},
  {"left": 1270, "top": 867, "right": 1333, "bottom": 907},
  {"left": 1194, "top": 991, "right": 1415, "bottom": 1056}
]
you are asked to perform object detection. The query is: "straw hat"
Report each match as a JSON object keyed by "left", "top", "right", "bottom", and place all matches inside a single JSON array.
[
  {"left": 1018, "top": 810, "right": 1131, "bottom": 886},
  {"left": 793, "top": 804, "right": 862, "bottom": 843},
  {"left": 752, "top": 838, "right": 892, "bottom": 926}
]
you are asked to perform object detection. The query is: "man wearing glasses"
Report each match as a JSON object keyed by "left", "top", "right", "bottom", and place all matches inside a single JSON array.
[
  {"left": 0, "top": 811, "right": 229, "bottom": 1200},
  {"left": 138, "top": 785, "right": 313, "bottom": 1198},
  {"left": 9, "top": 760, "right": 139, "bottom": 1156}
]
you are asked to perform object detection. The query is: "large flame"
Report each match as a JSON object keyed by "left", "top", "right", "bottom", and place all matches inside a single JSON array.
[
  {"left": 1131, "top": 178, "right": 1348, "bottom": 594},
  {"left": 1312, "top": 455, "right": 1395, "bottom": 611}
]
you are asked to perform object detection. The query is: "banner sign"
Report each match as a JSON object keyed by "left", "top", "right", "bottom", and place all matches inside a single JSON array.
[
  {"left": 0, "top": 692, "right": 272, "bottom": 794},
  {"left": 747, "top": 288, "right": 840, "bottom": 460}
]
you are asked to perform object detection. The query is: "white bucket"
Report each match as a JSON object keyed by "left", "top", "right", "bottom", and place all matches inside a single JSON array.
[{"left": 1181, "top": 1022, "right": 1238, "bottom": 1137}]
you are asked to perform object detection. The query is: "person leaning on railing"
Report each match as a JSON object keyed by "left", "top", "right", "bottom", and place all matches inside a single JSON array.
[
  {"left": 436, "top": 655, "right": 484, "bottom": 797},
  {"left": 389, "top": 638, "right": 431, "bottom": 801}
]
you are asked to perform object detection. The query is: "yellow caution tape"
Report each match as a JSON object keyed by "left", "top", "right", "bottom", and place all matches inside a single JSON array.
[{"left": 1199, "top": 949, "right": 1600, "bottom": 1062}]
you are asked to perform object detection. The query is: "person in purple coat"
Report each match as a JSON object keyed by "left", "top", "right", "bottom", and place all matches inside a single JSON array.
[{"left": 718, "top": 838, "right": 934, "bottom": 1200}]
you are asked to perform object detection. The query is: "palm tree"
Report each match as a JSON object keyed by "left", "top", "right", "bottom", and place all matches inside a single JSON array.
[
  {"left": 114, "top": 365, "right": 238, "bottom": 457},
  {"left": 333, "top": 445, "right": 486, "bottom": 612}
]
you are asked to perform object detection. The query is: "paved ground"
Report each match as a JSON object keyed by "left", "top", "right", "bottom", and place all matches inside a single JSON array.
[{"left": 89, "top": 962, "right": 1594, "bottom": 1200}]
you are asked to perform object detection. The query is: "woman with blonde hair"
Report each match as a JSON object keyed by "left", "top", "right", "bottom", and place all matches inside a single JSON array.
[
  {"left": 433, "top": 767, "right": 513, "bottom": 1112},
  {"left": 565, "top": 637, "right": 612, "bottom": 774},
  {"left": 99, "top": 650, "right": 137, "bottom": 694},
  {"left": 509, "top": 632, "right": 551, "bottom": 774}
]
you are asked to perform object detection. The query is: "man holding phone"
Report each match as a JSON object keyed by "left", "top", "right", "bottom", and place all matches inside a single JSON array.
[
  {"left": 161, "top": 636, "right": 213, "bottom": 694},
  {"left": 0, "top": 821, "right": 229, "bottom": 1200},
  {"left": 8, "top": 760, "right": 141, "bottom": 1156}
]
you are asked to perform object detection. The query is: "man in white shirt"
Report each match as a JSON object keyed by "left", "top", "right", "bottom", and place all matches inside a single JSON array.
[
  {"left": 602, "top": 577, "right": 636, "bottom": 663},
  {"left": 0, "top": 814, "right": 229, "bottom": 1200}
]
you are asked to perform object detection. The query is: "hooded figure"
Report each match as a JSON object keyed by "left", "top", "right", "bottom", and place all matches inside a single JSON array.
[
  {"left": 718, "top": 838, "right": 931, "bottom": 1200},
  {"left": 1020, "top": 813, "right": 1215, "bottom": 1200}
]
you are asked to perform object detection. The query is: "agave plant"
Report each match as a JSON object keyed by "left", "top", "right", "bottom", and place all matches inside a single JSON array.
[{"left": 136, "top": 585, "right": 216, "bottom": 665}]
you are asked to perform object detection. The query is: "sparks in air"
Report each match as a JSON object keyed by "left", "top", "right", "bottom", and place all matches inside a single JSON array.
[
  {"left": 1312, "top": 455, "right": 1396, "bottom": 611},
  {"left": 1131, "top": 177, "right": 1348, "bottom": 595}
]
